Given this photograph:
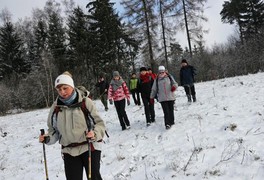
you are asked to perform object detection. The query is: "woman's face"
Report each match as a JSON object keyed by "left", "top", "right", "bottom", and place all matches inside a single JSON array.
[
  {"left": 159, "top": 71, "right": 166, "bottom": 77},
  {"left": 56, "top": 84, "right": 74, "bottom": 99},
  {"left": 114, "top": 76, "right": 119, "bottom": 80}
]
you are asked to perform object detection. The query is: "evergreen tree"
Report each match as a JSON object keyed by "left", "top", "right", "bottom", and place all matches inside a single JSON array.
[
  {"left": 33, "top": 19, "right": 48, "bottom": 68},
  {"left": 15, "top": 18, "right": 34, "bottom": 74},
  {"left": 220, "top": 0, "right": 264, "bottom": 42},
  {"left": 47, "top": 11, "right": 67, "bottom": 73},
  {"left": 86, "top": 0, "right": 137, "bottom": 79},
  {"left": 32, "top": 18, "right": 55, "bottom": 107},
  {"left": 67, "top": 6, "right": 92, "bottom": 84},
  {"left": 0, "top": 21, "right": 28, "bottom": 79}
]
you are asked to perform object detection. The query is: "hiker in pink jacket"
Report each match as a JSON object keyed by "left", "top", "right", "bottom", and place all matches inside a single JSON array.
[{"left": 108, "top": 71, "right": 131, "bottom": 131}]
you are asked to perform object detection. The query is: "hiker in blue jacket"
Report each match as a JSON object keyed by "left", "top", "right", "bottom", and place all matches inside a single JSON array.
[{"left": 180, "top": 59, "right": 197, "bottom": 102}]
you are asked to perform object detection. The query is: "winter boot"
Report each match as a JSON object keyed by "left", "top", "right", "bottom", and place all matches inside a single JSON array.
[
  {"left": 187, "top": 95, "right": 192, "bottom": 102},
  {"left": 165, "top": 125, "right": 171, "bottom": 130},
  {"left": 192, "top": 95, "right": 196, "bottom": 102}
]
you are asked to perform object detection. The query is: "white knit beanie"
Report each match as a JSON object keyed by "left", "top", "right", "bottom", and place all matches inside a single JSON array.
[
  {"left": 158, "top": 65, "right": 166, "bottom": 72},
  {"left": 55, "top": 74, "right": 75, "bottom": 88}
]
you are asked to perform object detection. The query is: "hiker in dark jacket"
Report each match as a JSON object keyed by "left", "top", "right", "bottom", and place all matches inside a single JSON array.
[
  {"left": 138, "top": 67, "right": 155, "bottom": 126},
  {"left": 39, "top": 71, "right": 105, "bottom": 180},
  {"left": 129, "top": 73, "right": 141, "bottom": 105},
  {"left": 180, "top": 59, "right": 197, "bottom": 102},
  {"left": 96, "top": 75, "right": 109, "bottom": 111},
  {"left": 150, "top": 66, "right": 178, "bottom": 130},
  {"left": 108, "top": 71, "right": 131, "bottom": 131}
]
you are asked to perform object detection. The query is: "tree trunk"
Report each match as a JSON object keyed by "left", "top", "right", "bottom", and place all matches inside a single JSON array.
[
  {"left": 142, "top": 0, "right": 154, "bottom": 68},
  {"left": 159, "top": 0, "right": 169, "bottom": 69},
  {"left": 182, "top": 0, "right": 193, "bottom": 58}
]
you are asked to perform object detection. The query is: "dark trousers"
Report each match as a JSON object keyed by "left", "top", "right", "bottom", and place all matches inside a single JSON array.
[
  {"left": 130, "top": 89, "right": 141, "bottom": 105},
  {"left": 141, "top": 96, "right": 155, "bottom": 123},
  {"left": 161, "top": 101, "right": 175, "bottom": 126},
  {"left": 100, "top": 93, "right": 108, "bottom": 110},
  {"left": 183, "top": 85, "right": 196, "bottom": 96},
  {"left": 64, "top": 150, "right": 102, "bottom": 180},
  {"left": 114, "top": 99, "right": 130, "bottom": 129}
]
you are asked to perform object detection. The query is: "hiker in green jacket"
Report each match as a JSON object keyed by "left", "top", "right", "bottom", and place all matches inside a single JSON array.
[{"left": 129, "top": 73, "right": 141, "bottom": 105}]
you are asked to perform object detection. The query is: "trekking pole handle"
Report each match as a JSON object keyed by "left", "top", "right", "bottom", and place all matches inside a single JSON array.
[{"left": 40, "top": 129, "right": 45, "bottom": 136}]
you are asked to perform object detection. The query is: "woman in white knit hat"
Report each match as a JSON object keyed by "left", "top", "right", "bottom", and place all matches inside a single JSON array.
[
  {"left": 39, "top": 71, "right": 105, "bottom": 180},
  {"left": 150, "top": 66, "right": 178, "bottom": 130}
]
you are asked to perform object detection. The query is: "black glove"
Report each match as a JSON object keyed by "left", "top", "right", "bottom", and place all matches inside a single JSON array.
[
  {"left": 109, "top": 99, "right": 113, "bottom": 105},
  {"left": 43, "top": 136, "right": 50, "bottom": 144}
]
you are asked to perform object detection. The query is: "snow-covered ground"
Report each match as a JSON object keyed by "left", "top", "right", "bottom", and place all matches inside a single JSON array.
[{"left": 1, "top": 72, "right": 264, "bottom": 180}]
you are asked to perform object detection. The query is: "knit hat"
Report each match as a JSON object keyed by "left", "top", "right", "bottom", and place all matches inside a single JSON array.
[
  {"left": 55, "top": 74, "right": 74, "bottom": 88},
  {"left": 140, "top": 67, "right": 147, "bottom": 72},
  {"left": 113, "top": 71, "right": 120, "bottom": 77},
  {"left": 158, "top": 65, "right": 166, "bottom": 72},
  {"left": 181, "top": 59, "right": 188, "bottom": 64}
]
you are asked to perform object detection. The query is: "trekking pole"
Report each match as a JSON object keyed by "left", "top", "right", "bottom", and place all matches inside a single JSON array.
[
  {"left": 40, "top": 129, "right": 49, "bottom": 180},
  {"left": 84, "top": 130, "right": 92, "bottom": 180},
  {"left": 82, "top": 99, "right": 95, "bottom": 180},
  {"left": 84, "top": 111, "right": 92, "bottom": 180}
]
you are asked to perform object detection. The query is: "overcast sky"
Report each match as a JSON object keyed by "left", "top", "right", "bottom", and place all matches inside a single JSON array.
[{"left": 0, "top": 0, "right": 235, "bottom": 49}]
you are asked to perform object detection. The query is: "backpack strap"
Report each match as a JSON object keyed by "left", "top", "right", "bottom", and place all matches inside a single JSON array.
[
  {"left": 81, "top": 99, "right": 110, "bottom": 138},
  {"left": 51, "top": 99, "right": 109, "bottom": 139},
  {"left": 51, "top": 106, "right": 61, "bottom": 134},
  {"left": 156, "top": 73, "right": 174, "bottom": 94},
  {"left": 81, "top": 99, "right": 94, "bottom": 131}
]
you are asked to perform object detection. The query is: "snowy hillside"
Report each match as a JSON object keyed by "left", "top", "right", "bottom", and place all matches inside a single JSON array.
[{"left": 1, "top": 73, "right": 264, "bottom": 180}]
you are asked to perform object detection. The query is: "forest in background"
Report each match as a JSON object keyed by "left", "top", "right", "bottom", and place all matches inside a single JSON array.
[{"left": 0, "top": 0, "right": 264, "bottom": 114}]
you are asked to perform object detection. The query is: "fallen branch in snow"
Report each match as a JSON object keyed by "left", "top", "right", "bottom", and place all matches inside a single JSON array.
[
  {"left": 253, "top": 127, "right": 261, "bottom": 133},
  {"left": 245, "top": 128, "right": 253, "bottom": 135},
  {"left": 253, "top": 132, "right": 264, "bottom": 135},
  {"left": 182, "top": 137, "right": 202, "bottom": 173},
  {"left": 215, "top": 138, "right": 243, "bottom": 166},
  {"left": 241, "top": 150, "right": 246, "bottom": 165},
  {"left": 183, "top": 149, "right": 196, "bottom": 173},
  {"left": 253, "top": 127, "right": 264, "bottom": 135}
]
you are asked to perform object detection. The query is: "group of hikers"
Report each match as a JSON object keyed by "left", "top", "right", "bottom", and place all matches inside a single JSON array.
[{"left": 38, "top": 59, "right": 197, "bottom": 180}]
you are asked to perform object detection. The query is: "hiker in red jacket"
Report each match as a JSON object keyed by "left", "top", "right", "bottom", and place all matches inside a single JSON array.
[
  {"left": 137, "top": 67, "right": 155, "bottom": 126},
  {"left": 148, "top": 67, "right": 157, "bottom": 80}
]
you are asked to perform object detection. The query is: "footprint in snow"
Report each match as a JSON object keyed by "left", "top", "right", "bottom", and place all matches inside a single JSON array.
[{"left": 155, "top": 134, "right": 162, "bottom": 144}]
